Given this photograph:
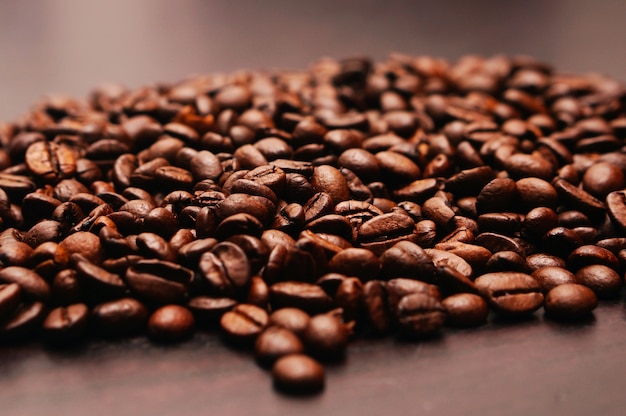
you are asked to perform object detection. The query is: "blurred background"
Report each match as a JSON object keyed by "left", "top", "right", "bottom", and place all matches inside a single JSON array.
[{"left": 1, "top": 0, "right": 625, "bottom": 120}]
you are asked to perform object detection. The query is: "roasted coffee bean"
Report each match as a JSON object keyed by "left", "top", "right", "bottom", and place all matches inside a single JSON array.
[
  {"left": 358, "top": 213, "right": 417, "bottom": 256},
  {"left": 59, "top": 231, "right": 104, "bottom": 264},
  {"left": 575, "top": 265, "right": 621, "bottom": 299},
  {"left": 272, "top": 354, "right": 325, "bottom": 395},
  {"left": 148, "top": 305, "right": 195, "bottom": 342},
  {"left": 476, "top": 178, "right": 517, "bottom": 213},
  {"left": 485, "top": 251, "right": 527, "bottom": 273},
  {"left": 269, "top": 308, "right": 311, "bottom": 337},
  {"left": 269, "top": 281, "right": 333, "bottom": 315},
  {"left": 553, "top": 178, "right": 606, "bottom": 220},
  {"left": 442, "top": 293, "right": 488, "bottom": 327},
  {"left": 568, "top": 245, "right": 619, "bottom": 271},
  {"left": 544, "top": 283, "right": 598, "bottom": 321},
  {"left": 0, "top": 267, "right": 50, "bottom": 302},
  {"left": 395, "top": 293, "right": 446, "bottom": 337},
  {"left": 255, "top": 326, "right": 305, "bottom": 367},
  {"left": 0, "top": 301, "right": 46, "bottom": 340},
  {"left": 42, "top": 303, "right": 90, "bottom": 343},
  {"left": 74, "top": 255, "right": 127, "bottom": 301},
  {"left": 327, "top": 248, "right": 380, "bottom": 282},
  {"left": 91, "top": 297, "right": 149, "bottom": 337},
  {"left": 220, "top": 303, "right": 269, "bottom": 344},
  {"left": 606, "top": 190, "right": 626, "bottom": 232},
  {"left": 187, "top": 296, "right": 237, "bottom": 326},
  {"left": 531, "top": 266, "right": 577, "bottom": 293},
  {"left": 25, "top": 141, "right": 77, "bottom": 182},
  {"left": 125, "top": 259, "right": 192, "bottom": 304},
  {"left": 426, "top": 249, "right": 473, "bottom": 281},
  {"left": 475, "top": 272, "right": 544, "bottom": 316},
  {"left": 303, "top": 314, "right": 349, "bottom": 361},
  {"left": 198, "top": 242, "right": 251, "bottom": 296},
  {"left": 0, "top": 283, "right": 21, "bottom": 321}
]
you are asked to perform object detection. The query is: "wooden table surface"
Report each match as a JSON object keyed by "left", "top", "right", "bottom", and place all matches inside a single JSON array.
[{"left": 1, "top": 1, "right": 626, "bottom": 415}]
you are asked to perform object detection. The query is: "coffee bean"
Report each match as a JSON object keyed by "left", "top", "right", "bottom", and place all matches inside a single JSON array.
[
  {"left": 125, "top": 259, "right": 192, "bottom": 304},
  {"left": 0, "top": 283, "right": 21, "bottom": 321},
  {"left": 358, "top": 212, "right": 417, "bottom": 256},
  {"left": 303, "top": 314, "right": 349, "bottom": 361},
  {"left": 187, "top": 296, "right": 237, "bottom": 326},
  {"left": 272, "top": 354, "right": 325, "bottom": 395},
  {"left": 24, "top": 141, "right": 76, "bottom": 182},
  {"left": 91, "top": 297, "right": 149, "bottom": 337},
  {"left": 220, "top": 303, "right": 269, "bottom": 344},
  {"left": 269, "top": 282, "right": 333, "bottom": 315},
  {"left": 575, "top": 265, "right": 621, "bottom": 299},
  {"left": 606, "top": 190, "right": 626, "bottom": 232},
  {"left": 327, "top": 248, "right": 380, "bottom": 282},
  {"left": 531, "top": 266, "right": 577, "bottom": 293},
  {"left": 475, "top": 272, "right": 544, "bottom": 316},
  {"left": 0, "top": 266, "right": 50, "bottom": 302},
  {"left": 396, "top": 293, "right": 446, "bottom": 337},
  {"left": 0, "top": 301, "right": 46, "bottom": 340},
  {"left": 42, "top": 303, "right": 90, "bottom": 344},
  {"left": 198, "top": 241, "right": 252, "bottom": 296},
  {"left": 148, "top": 305, "right": 195, "bottom": 342},
  {"left": 255, "top": 326, "right": 305, "bottom": 367},
  {"left": 544, "top": 283, "right": 598, "bottom": 321},
  {"left": 269, "top": 308, "right": 311, "bottom": 337},
  {"left": 442, "top": 293, "right": 488, "bottom": 327}
]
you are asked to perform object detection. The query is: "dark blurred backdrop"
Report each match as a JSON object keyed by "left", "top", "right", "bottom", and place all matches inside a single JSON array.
[{"left": 1, "top": 0, "right": 625, "bottom": 120}]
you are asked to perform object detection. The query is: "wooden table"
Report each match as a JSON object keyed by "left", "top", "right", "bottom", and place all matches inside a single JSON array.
[{"left": 1, "top": 1, "right": 625, "bottom": 415}]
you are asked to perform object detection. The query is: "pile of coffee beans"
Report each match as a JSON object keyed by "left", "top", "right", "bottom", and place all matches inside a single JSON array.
[{"left": 0, "top": 54, "right": 625, "bottom": 394}]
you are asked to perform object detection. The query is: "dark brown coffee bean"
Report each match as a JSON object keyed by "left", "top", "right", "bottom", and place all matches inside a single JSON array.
[
  {"left": 198, "top": 241, "right": 251, "bottom": 296},
  {"left": 531, "top": 266, "right": 577, "bottom": 293},
  {"left": 0, "top": 266, "right": 50, "bottom": 302},
  {"left": 42, "top": 303, "right": 90, "bottom": 343},
  {"left": 485, "top": 251, "right": 527, "bottom": 273},
  {"left": 582, "top": 162, "right": 625, "bottom": 199},
  {"left": 358, "top": 213, "right": 417, "bottom": 256},
  {"left": 187, "top": 296, "right": 237, "bottom": 326},
  {"left": 269, "top": 308, "right": 311, "bottom": 337},
  {"left": 303, "top": 314, "right": 349, "bottom": 361},
  {"left": 272, "top": 354, "right": 325, "bottom": 395},
  {"left": 269, "top": 281, "right": 333, "bottom": 315},
  {"left": 445, "top": 166, "right": 495, "bottom": 196},
  {"left": 475, "top": 272, "right": 543, "bottom": 316},
  {"left": 125, "top": 260, "right": 193, "bottom": 304},
  {"left": 0, "top": 301, "right": 46, "bottom": 340},
  {"left": 0, "top": 283, "right": 21, "bottom": 321},
  {"left": 255, "top": 326, "right": 305, "bottom": 367},
  {"left": 442, "top": 293, "right": 488, "bottom": 327},
  {"left": 475, "top": 232, "right": 526, "bottom": 258},
  {"left": 327, "top": 248, "right": 380, "bottom": 282},
  {"left": 148, "top": 305, "right": 195, "bottom": 342},
  {"left": 568, "top": 245, "right": 620, "bottom": 271},
  {"left": 91, "top": 297, "right": 149, "bottom": 337},
  {"left": 544, "top": 283, "right": 598, "bottom": 321},
  {"left": 375, "top": 151, "right": 421, "bottom": 184},
  {"left": 606, "top": 190, "right": 626, "bottom": 232},
  {"left": 74, "top": 255, "right": 127, "bottom": 301},
  {"left": 220, "top": 303, "right": 269, "bottom": 344},
  {"left": 59, "top": 231, "right": 104, "bottom": 264},
  {"left": 575, "top": 265, "right": 621, "bottom": 299},
  {"left": 553, "top": 178, "right": 606, "bottom": 220},
  {"left": 426, "top": 248, "right": 473, "bottom": 281},
  {"left": 476, "top": 178, "right": 518, "bottom": 213},
  {"left": 396, "top": 293, "right": 446, "bottom": 337}
]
